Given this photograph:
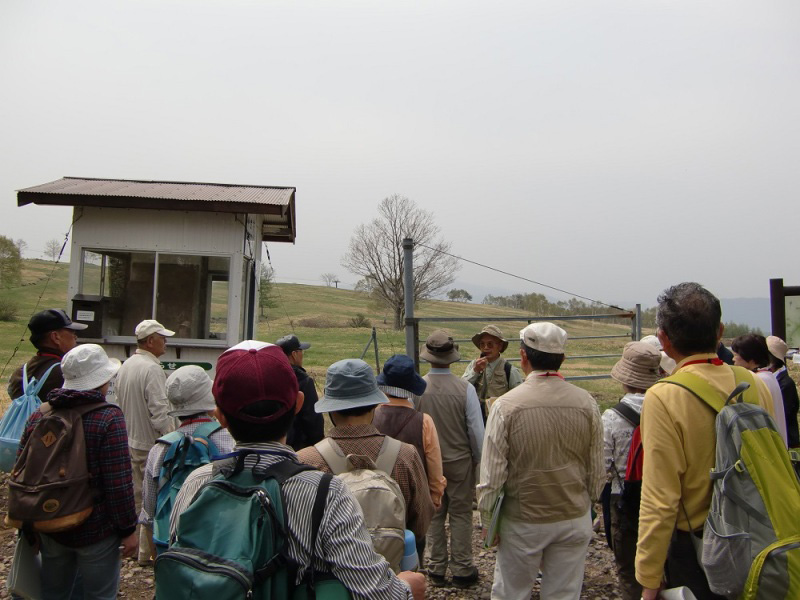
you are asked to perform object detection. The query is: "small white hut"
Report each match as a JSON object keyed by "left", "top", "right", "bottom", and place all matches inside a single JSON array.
[{"left": 18, "top": 176, "right": 296, "bottom": 374}]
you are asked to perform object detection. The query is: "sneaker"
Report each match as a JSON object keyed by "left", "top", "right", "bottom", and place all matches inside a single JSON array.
[
  {"left": 428, "top": 572, "right": 448, "bottom": 587},
  {"left": 452, "top": 567, "right": 479, "bottom": 589}
]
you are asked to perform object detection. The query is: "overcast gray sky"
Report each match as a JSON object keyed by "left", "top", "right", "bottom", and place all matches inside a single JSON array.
[{"left": 2, "top": 0, "right": 798, "bottom": 309}]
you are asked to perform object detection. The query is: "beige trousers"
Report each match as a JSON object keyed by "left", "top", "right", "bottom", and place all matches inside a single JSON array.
[
  {"left": 426, "top": 460, "right": 475, "bottom": 577},
  {"left": 130, "top": 446, "right": 156, "bottom": 564}
]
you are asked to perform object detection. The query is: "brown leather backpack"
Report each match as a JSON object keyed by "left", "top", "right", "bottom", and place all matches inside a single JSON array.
[{"left": 5, "top": 401, "right": 106, "bottom": 532}]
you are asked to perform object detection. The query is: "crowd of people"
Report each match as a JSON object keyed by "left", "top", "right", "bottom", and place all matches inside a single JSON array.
[{"left": 5, "top": 281, "right": 799, "bottom": 600}]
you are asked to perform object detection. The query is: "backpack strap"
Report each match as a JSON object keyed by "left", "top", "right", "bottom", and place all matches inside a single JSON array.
[
  {"left": 158, "top": 431, "right": 184, "bottom": 446},
  {"left": 314, "top": 438, "right": 350, "bottom": 475},
  {"left": 375, "top": 436, "right": 402, "bottom": 475},
  {"left": 191, "top": 422, "right": 222, "bottom": 457},
  {"left": 22, "top": 363, "right": 59, "bottom": 399},
  {"left": 307, "top": 473, "right": 334, "bottom": 594},
  {"left": 661, "top": 366, "right": 759, "bottom": 414},
  {"left": 610, "top": 402, "right": 641, "bottom": 427},
  {"left": 504, "top": 360, "right": 512, "bottom": 385}
]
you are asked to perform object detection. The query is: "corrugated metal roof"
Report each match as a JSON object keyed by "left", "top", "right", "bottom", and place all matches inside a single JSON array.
[
  {"left": 18, "top": 177, "right": 294, "bottom": 207},
  {"left": 17, "top": 177, "right": 297, "bottom": 243}
]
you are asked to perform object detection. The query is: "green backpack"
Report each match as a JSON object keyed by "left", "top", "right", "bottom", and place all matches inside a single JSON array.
[
  {"left": 663, "top": 367, "right": 800, "bottom": 599},
  {"left": 154, "top": 454, "right": 351, "bottom": 600}
]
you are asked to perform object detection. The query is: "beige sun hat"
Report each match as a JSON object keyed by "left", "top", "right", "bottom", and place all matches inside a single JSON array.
[
  {"left": 611, "top": 342, "right": 662, "bottom": 390},
  {"left": 420, "top": 330, "right": 461, "bottom": 365},
  {"left": 471, "top": 325, "right": 509, "bottom": 353},
  {"left": 766, "top": 336, "right": 789, "bottom": 362}
]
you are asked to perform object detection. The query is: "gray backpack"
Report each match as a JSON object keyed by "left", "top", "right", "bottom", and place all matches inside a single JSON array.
[{"left": 315, "top": 437, "right": 407, "bottom": 572}]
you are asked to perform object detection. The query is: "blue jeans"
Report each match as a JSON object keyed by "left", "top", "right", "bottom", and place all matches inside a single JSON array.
[{"left": 39, "top": 534, "right": 121, "bottom": 600}]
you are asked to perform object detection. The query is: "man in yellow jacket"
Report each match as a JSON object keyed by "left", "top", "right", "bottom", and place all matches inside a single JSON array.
[{"left": 636, "top": 283, "right": 773, "bottom": 600}]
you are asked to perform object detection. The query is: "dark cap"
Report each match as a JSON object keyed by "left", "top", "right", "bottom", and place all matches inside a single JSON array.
[
  {"left": 377, "top": 354, "right": 427, "bottom": 397},
  {"left": 212, "top": 341, "right": 299, "bottom": 424},
  {"left": 275, "top": 334, "right": 311, "bottom": 355},
  {"left": 28, "top": 309, "right": 88, "bottom": 339}
]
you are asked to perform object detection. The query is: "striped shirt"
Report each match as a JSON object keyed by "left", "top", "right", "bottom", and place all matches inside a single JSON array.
[
  {"left": 170, "top": 442, "right": 412, "bottom": 600},
  {"left": 139, "top": 419, "right": 234, "bottom": 526}
]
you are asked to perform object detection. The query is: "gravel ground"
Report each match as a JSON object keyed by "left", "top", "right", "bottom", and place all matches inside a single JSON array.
[{"left": 1, "top": 471, "right": 621, "bottom": 599}]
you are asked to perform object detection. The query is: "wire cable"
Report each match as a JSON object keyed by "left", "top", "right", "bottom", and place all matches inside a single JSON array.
[
  {"left": 414, "top": 241, "right": 626, "bottom": 312},
  {"left": 1, "top": 224, "right": 74, "bottom": 381}
]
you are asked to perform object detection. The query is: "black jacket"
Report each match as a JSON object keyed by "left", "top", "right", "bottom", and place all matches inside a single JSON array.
[
  {"left": 777, "top": 369, "right": 800, "bottom": 448},
  {"left": 286, "top": 364, "right": 325, "bottom": 451},
  {"left": 7, "top": 349, "right": 65, "bottom": 400}
]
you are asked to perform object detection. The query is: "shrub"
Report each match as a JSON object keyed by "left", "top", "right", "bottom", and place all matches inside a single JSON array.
[
  {"left": 0, "top": 298, "right": 19, "bottom": 321},
  {"left": 298, "top": 317, "right": 339, "bottom": 328},
  {"left": 349, "top": 313, "right": 372, "bottom": 328}
]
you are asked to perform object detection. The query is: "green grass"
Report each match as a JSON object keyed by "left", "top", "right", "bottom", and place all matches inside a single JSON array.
[{"left": 1, "top": 260, "right": 645, "bottom": 412}]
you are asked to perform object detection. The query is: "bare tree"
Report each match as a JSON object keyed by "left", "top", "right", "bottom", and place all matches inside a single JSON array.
[
  {"left": 0, "top": 235, "right": 22, "bottom": 288},
  {"left": 44, "top": 238, "right": 61, "bottom": 261},
  {"left": 15, "top": 239, "right": 28, "bottom": 258},
  {"left": 321, "top": 273, "right": 338, "bottom": 287},
  {"left": 259, "top": 264, "right": 277, "bottom": 317},
  {"left": 342, "top": 194, "right": 460, "bottom": 329}
]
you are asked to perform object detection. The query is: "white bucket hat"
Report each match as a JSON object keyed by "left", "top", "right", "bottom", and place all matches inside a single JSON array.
[
  {"left": 166, "top": 365, "right": 216, "bottom": 417},
  {"left": 61, "top": 344, "right": 121, "bottom": 391},
  {"left": 640, "top": 334, "right": 677, "bottom": 374}
]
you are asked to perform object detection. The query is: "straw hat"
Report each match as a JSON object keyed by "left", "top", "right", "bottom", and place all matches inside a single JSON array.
[{"left": 766, "top": 336, "right": 789, "bottom": 362}]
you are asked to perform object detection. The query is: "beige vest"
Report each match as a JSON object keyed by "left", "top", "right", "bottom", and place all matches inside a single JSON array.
[
  {"left": 418, "top": 373, "right": 472, "bottom": 481},
  {"left": 496, "top": 375, "right": 600, "bottom": 523},
  {"left": 475, "top": 357, "right": 511, "bottom": 400}
]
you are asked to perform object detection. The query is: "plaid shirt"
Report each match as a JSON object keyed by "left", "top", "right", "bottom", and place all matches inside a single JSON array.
[{"left": 18, "top": 388, "right": 137, "bottom": 547}]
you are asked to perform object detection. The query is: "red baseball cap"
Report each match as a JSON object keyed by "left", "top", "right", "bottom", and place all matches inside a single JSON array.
[{"left": 212, "top": 340, "right": 299, "bottom": 424}]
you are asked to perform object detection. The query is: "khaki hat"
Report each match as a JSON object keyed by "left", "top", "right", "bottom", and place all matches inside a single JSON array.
[
  {"left": 766, "top": 336, "right": 789, "bottom": 362},
  {"left": 166, "top": 366, "right": 216, "bottom": 417},
  {"left": 611, "top": 342, "right": 662, "bottom": 390},
  {"left": 471, "top": 325, "right": 508, "bottom": 353},
  {"left": 520, "top": 323, "right": 567, "bottom": 354},
  {"left": 420, "top": 330, "right": 461, "bottom": 365},
  {"left": 135, "top": 319, "right": 175, "bottom": 340}
]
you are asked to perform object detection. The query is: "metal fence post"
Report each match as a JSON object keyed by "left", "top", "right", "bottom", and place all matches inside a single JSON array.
[
  {"left": 373, "top": 327, "right": 380, "bottom": 372},
  {"left": 635, "top": 303, "right": 642, "bottom": 341},
  {"left": 403, "top": 238, "right": 415, "bottom": 359}
]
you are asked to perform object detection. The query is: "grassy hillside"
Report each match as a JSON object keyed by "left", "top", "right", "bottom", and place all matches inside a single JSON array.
[{"left": 1, "top": 260, "right": 643, "bottom": 411}]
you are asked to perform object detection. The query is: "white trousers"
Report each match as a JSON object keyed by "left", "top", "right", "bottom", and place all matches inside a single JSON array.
[{"left": 492, "top": 510, "right": 592, "bottom": 600}]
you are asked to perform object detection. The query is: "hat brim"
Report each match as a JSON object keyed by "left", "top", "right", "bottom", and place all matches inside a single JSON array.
[
  {"left": 63, "top": 359, "right": 121, "bottom": 392},
  {"left": 168, "top": 400, "right": 217, "bottom": 418},
  {"left": 298, "top": 342, "right": 311, "bottom": 350},
  {"left": 376, "top": 372, "right": 427, "bottom": 396},
  {"left": 315, "top": 388, "right": 388, "bottom": 413},
  {"left": 610, "top": 362, "right": 660, "bottom": 390},
  {"left": 65, "top": 322, "right": 89, "bottom": 331},
  {"left": 420, "top": 347, "right": 461, "bottom": 365}
]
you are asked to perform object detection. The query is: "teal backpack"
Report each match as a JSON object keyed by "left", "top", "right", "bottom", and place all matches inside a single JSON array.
[
  {"left": 154, "top": 453, "right": 352, "bottom": 600},
  {"left": 152, "top": 422, "right": 221, "bottom": 552},
  {"left": 662, "top": 367, "right": 800, "bottom": 599}
]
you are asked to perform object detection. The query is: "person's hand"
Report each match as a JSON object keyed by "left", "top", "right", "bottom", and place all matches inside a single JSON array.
[
  {"left": 474, "top": 356, "right": 488, "bottom": 373},
  {"left": 481, "top": 526, "right": 500, "bottom": 547},
  {"left": 120, "top": 532, "right": 138, "bottom": 559},
  {"left": 641, "top": 586, "right": 661, "bottom": 600},
  {"left": 397, "top": 571, "right": 426, "bottom": 599}
]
